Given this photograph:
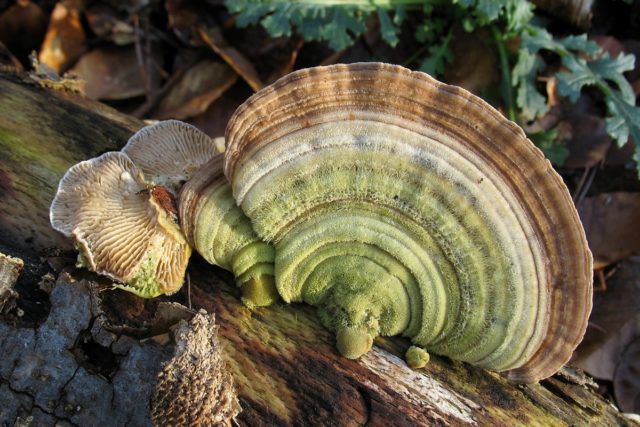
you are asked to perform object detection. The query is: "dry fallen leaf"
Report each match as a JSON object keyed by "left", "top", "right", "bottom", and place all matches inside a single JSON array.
[
  {"left": 70, "top": 46, "right": 161, "bottom": 100},
  {"left": 564, "top": 114, "right": 612, "bottom": 168},
  {"left": 573, "top": 257, "right": 640, "bottom": 381},
  {"left": 266, "top": 38, "right": 304, "bottom": 84},
  {"left": 578, "top": 193, "right": 640, "bottom": 269},
  {"left": 85, "top": 3, "right": 136, "bottom": 46},
  {"left": 188, "top": 82, "right": 252, "bottom": 138},
  {"left": 0, "top": 0, "right": 47, "bottom": 64},
  {"left": 614, "top": 335, "right": 640, "bottom": 413},
  {"left": 39, "top": 0, "right": 87, "bottom": 73},
  {"left": 443, "top": 29, "right": 497, "bottom": 95},
  {"left": 153, "top": 59, "right": 238, "bottom": 120},
  {"left": 198, "top": 26, "right": 264, "bottom": 92},
  {"left": 0, "top": 41, "right": 23, "bottom": 71}
]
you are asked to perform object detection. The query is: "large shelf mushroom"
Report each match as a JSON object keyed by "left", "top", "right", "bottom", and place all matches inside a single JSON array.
[{"left": 220, "top": 63, "right": 592, "bottom": 383}]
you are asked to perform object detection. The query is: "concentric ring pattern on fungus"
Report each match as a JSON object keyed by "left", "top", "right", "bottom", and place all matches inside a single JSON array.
[{"left": 223, "top": 63, "right": 592, "bottom": 383}]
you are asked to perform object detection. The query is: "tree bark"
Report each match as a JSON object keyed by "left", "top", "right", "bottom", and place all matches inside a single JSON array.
[{"left": 0, "top": 71, "right": 636, "bottom": 426}]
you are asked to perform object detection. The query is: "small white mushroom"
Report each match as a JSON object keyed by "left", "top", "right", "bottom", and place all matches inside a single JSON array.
[{"left": 50, "top": 152, "right": 191, "bottom": 298}]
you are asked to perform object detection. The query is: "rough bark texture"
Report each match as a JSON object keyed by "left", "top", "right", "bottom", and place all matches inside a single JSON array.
[{"left": 0, "top": 71, "right": 637, "bottom": 426}]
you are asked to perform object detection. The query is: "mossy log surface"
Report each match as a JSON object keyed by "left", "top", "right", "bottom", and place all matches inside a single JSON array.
[{"left": 0, "top": 72, "right": 635, "bottom": 426}]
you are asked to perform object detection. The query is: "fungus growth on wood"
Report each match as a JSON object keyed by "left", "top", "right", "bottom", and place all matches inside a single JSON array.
[{"left": 50, "top": 63, "right": 593, "bottom": 383}]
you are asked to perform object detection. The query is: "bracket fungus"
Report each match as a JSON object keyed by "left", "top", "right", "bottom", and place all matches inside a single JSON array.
[
  {"left": 50, "top": 152, "right": 191, "bottom": 297},
  {"left": 220, "top": 63, "right": 593, "bottom": 383},
  {"left": 123, "top": 121, "right": 279, "bottom": 307},
  {"left": 50, "top": 62, "right": 593, "bottom": 384},
  {"left": 179, "top": 154, "right": 278, "bottom": 308}
]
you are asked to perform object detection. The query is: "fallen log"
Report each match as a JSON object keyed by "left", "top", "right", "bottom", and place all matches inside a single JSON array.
[{"left": 0, "top": 71, "right": 635, "bottom": 426}]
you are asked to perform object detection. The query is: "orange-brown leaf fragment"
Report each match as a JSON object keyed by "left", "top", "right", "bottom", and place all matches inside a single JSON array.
[
  {"left": 39, "top": 0, "right": 87, "bottom": 73},
  {"left": 578, "top": 192, "right": 640, "bottom": 269}
]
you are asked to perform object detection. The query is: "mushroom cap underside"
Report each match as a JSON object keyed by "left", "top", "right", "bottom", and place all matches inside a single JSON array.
[
  {"left": 122, "top": 120, "right": 221, "bottom": 195},
  {"left": 50, "top": 152, "right": 191, "bottom": 297}
]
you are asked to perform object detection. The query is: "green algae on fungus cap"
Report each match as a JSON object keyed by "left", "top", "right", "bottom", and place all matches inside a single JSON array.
[
  {"left": 224, "top": 62, "right": 593, "bottom": 383},
  {"left": 122, "top": 120, "right": 222, "bottom": 195},
  {"left": 50, "top": 152, "right": 191, "bottom": 298}
]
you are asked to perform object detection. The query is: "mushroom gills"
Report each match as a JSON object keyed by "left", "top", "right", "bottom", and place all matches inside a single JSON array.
[{"left": 50, "top": 152, "right": 191, "bottom": 298}]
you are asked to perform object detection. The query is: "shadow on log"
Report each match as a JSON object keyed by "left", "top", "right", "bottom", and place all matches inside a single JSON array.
[{"left": 0, "top": 71, "right": 636, "bottom": 426}]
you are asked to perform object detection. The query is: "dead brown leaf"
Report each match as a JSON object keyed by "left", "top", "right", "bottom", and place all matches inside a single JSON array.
[
  {"left": 188, "top": 82, "right": 252, "bottom": 138},
  {"left": 578, "top": 193, "right": 640, "bottom": 269},
  {"left": 614, "top": 335, "right": 640, "bottom": 413},
  {"left": 39, "top": 0, "right": 87, "bottom": 73},
  {"left": 443, "top": 29, "right": 497, "bottom": 95},
  {"left": 592, "top": 35, "right": 625, "bottom": 58},
  {"left": 153, "top": 59, "right": 238, "bottom": 120},
  {"left": 564, "top": 114, "right": 612, "bottom": 168},
  {"left": 267, "top": 38, "right": 304, "bottom": 84},
  {"left": 198, "top": 26, "right": 264, "bottom": 92},
  {"left": 573, "top": 258, "right": 640, "bottom": 380},
  {"left": 70, "top": 46, "right": 161, "bottom": 100},
  {"left": 85, "top": 3, "right": 136, "bottom": 45},
  {"left": 0, "top": 0, "right": 47, "bottom": 64},
  {"left": 0, "top": 41, "right": 23, "bottom": 71}
]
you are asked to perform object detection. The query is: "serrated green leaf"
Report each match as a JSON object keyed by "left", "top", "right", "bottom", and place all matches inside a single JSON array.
[
  {"left": 605, "top": 114, "right": 629, "bottom": 146},
  {"left": 419, "top": 44, "right": 453, "bottom": 76},
  {"left": 529, "top": 129, "right": 569, "bottom": 166},
  {"left": 453, "top": 0, "right": 475, "bottom": 8},
  {"left": 393, "top": 5, "right": 406, "bottom": 25},
  {"left": 505, "top": 0, "right": 533, "bottom": 32},
  {"left": 475, "top": 0, "right": 506, "bottom": 23},
  {"left": 590, "top": 52, "right": 636, "bottom": 103},
  {"left": 513, "top": 49, "right": 548, "bottom": 120},
  {"left": 521, "top": 26, "right": 558, "bottom": 52},
  {"left": 605, "top": 93, "right": 640, "bottom": 147},
  {"left": 415, "top": 18, "right": 445, "bottom": 43},
  {"left": 558, "top": 34, "right": 600, "bottom": 56},
  {"left": 261, "top": 6, "right": 292, "bottom": 37},
  {"left": 378, "top": 8, "right": 400, "bottom": 47},
  {"left": 556, "top": 55, "right": 597, "bottom": 102},
  {"left": 232, "top": 3, "right": 273, "bottom": 27}
]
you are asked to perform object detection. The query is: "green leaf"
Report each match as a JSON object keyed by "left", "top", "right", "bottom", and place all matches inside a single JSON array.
[
  {"left": 504, "top": 0, "right": 533, "bottom": 32},
  {"left": 453, "top": 0, "right": 475, "bottom": 8},
  {"left": 475, "top": 0, "right": 506, "bottom": 23},
  {"left": 393, "top": 5, "right": 406, "bottom": 25},
  {"left": 590, "top": 52, "right": 636, "bottom": 103},
  {"left": 261, "top": 6, "right": 292, "bottom": 37},
  {"left": 415, "top": 18, "right": 445, "bottom": 43},
  {"left": 378, "top": 9, "right": 400, "bottom": 47},
  {"left": 556, "top": 55, "right": 597, "bottom": 102},
  {"left": 419, "top": 44, "right": 454, "bottom": 75},
  {"left": 521, "top": 26, "right": 558, "bottom": 52},
  {"left": 529, "top": 129, "right": 569, "bottom": 166},
  {"left": 605, "top": 93, "right": 640, "bottom": 148},
  {"left": 558, "top": 34, "right": 600, "bottom": 56},
  {"left": 418, "top": 30, "right": 453, "bottom": 76},
  {"left": 513, "top": 49, "right": 548, "bottom": 120}
]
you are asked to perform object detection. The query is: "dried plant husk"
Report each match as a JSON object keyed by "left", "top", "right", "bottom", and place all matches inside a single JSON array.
[{"left": 151, "top": 311, "right": 240, "bottom": 426}]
